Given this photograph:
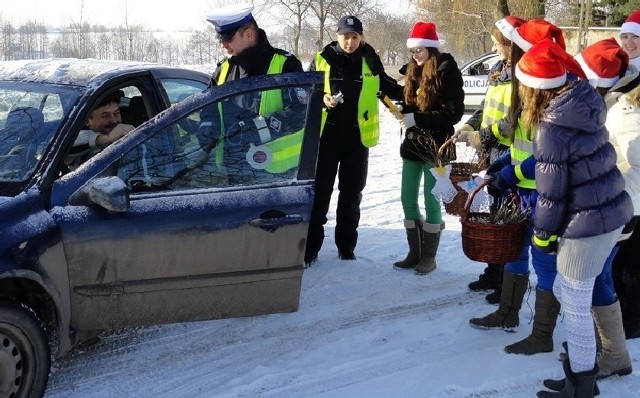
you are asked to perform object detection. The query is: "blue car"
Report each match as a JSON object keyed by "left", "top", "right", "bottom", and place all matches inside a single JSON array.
[{"left": 0, "top": 59, "right": 323, "bottom": 397}]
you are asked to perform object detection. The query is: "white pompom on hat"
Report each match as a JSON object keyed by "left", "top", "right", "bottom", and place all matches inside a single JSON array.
[
  {"left": 495, "top": 16, "right": 526, "bottom": 41},
  {"left": 406, "top": 21, "right": 441, "bottom": 49},
  {"left": 516, "top": 39, "right": 587, "bottom": 89},
  {"left": 512, "top": 19, "right": 565, "bottom": 52},
  {"left": 620, "top": 10, "right": 640, "bottom": 38},
  {"left": 575, "top": 38, "right": 629, "bottom": 88}
]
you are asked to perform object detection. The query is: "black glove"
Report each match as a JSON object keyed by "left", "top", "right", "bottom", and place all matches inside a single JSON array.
[
  {"left": 486, "top": 160, "right": 505, "bottom": 175},
  {"left": 487, "top": 172, "right": 511, "bottom": 198}
]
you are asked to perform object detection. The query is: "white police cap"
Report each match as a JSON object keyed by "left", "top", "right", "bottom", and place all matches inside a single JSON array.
[{"left": 205, "top": 3, "right": 255, "bottom": 36}]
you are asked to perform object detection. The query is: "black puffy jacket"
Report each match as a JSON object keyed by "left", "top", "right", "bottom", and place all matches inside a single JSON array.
[{"left": 398, "top": 52, "right": 464, "bottom": 163}]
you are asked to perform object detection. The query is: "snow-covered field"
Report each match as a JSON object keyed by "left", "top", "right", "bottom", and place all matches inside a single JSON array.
[{"left": 43, "top": 108, "right": 639, "bottom": 397}]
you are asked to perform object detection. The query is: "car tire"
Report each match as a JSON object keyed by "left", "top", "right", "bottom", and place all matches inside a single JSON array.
[{"left": 0, "top": 300, "right": 50, "bottom": 398}]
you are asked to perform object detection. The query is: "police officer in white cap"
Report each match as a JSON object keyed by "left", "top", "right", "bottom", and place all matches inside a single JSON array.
[
  {"left": 205, "top": 3, "right": 302, "bottom": 85},
  {"left": 197, "top": 3, "right": 306, "bottom": 176}
]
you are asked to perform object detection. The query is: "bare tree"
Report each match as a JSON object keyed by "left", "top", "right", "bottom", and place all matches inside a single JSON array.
[
  {"left": 309, "top": 0, "right": 341, "bottom": 50},
  {"left": 1, "top": 19, "right": 14, "bottom": 61},
  {"left": 272, "top": 0, "right": 312, "bottom": 57}
]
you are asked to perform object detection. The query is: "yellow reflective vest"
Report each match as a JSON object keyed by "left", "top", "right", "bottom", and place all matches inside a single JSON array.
[
  {"left": 313, "top": 53, "right": 381, "bottom": 147},
  {"left": 510, "top": 119, "right": 536, "bottom": 189},
  {"left": 215, "top": 54, "right": 302, "bottom": 173}
]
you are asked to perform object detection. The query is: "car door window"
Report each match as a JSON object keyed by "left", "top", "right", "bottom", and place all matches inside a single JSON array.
[
  {"left": 117, "top": 84, "right": 311, "bottom": 191},
  {"left": 159, "top": 78, "right": 208, "bottom": 105}
]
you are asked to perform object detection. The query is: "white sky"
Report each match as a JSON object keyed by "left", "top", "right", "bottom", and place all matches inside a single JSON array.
[{"left": 0, "top": 0, "right": 412, "bottom": 32}]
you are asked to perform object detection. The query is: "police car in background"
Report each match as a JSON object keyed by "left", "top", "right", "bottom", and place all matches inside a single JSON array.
[{"left": 460, "top": 52, "right": 501, "bottom": 111}]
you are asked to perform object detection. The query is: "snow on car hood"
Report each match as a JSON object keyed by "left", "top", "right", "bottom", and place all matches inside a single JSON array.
[{"left": 0, "top": 58, "right": 158, "bottom": 86}]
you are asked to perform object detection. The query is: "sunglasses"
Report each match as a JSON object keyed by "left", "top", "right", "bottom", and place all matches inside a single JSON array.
[{"left": 217, "top": 27, "right": 243, "bottom": 43}]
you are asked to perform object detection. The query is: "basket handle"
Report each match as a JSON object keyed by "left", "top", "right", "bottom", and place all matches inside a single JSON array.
[
  {"left": 436, "top": 135, "right": 456, "bottom": 158},
  {"left": 462, "top": 178, "right": 491, "bottom": 220}
]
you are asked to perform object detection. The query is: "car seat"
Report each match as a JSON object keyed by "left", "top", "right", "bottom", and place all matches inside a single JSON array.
[{"left": 127, "top": 96, "right": 149, "bottom": 127}]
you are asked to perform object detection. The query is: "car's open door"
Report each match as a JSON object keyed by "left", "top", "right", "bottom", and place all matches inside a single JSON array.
[{"left": 50, "top": 72, "right": 324, "bottom": 330}]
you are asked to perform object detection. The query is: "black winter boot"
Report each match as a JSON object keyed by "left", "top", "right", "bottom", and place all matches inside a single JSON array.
[
  {"left": 622, "top": 268, "right": 640, "bottom": 339},
  {"left": 468, "top": 263, "right": 504, "bottom": 291},
  {"left": 485, "top": 266, "right": 504, "bottom": 304},
  {"left": 538, "top": 358, "right": 599, "bottom": 398},
  {"left": 393, "top": 219, "right": 422, "bottom": 269},
  {"left": 485, "top": 286, "right": 501, "bottom": 305}
]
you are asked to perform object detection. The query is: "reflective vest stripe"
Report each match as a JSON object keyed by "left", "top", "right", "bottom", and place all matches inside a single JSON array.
[
  {"left": 511, "top": 120, "right": 536, "bottom": 189},
  {"left": 214, "top": 55, "right": 293, "bottom": 171}
]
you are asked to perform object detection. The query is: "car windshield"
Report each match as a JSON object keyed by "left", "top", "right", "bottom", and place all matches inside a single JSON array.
[{"left": 0, "top": 82, "right": 80, "bottom": 182}]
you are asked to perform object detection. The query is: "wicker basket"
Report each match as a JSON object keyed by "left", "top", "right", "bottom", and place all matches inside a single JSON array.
[
  {"left": 444, "top": 162, "right": 484, "bottom": 216},
  {"left": 461, "top": 180, "right": 527, "bottom": 263}
]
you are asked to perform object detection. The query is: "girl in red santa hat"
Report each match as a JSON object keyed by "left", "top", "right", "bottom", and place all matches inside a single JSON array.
[
  {"left": 393, "top": 21, "right": 464, "bottom": 276},
  {"left": 516, "top": 39, "right": 633, "bottom": 398},
  {"left": 571, "top": 38, "right": 636, "bottom": 381},
  {"left": 457, "top": 15, "right": 526, "bottom": 305},
  {"left": 620, "top": 10, "right": 640, "bottom": 70},
  {"left": 469, "top": 19, "right": 565, "bottom": 359}
]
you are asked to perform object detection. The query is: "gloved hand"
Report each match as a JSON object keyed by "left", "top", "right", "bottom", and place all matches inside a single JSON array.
[
  {"left": 532, "top": 233, "right": 558, "bottom": 255},
  {"left": 485, "top": 159, "right": 505, "bottom": 175},
  {"left": 400, "top": 113, "right": 416, "bottom": 129},
  {"left": 456, "top": 130, "right": 482, "bottom": 151},
  {"left": 453, "top": 124, "right": 474, "bottom": 142},
  {"left": 487, "top": 171, "right": 511, "bottom": 198}
]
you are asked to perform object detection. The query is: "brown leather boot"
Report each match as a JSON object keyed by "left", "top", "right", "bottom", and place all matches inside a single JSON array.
[
  {"left": 592, "top": 300, "right": 632, "bottom": 379},
  {"left": 505, "top": 288, "right": 560, "bottom": 355}
]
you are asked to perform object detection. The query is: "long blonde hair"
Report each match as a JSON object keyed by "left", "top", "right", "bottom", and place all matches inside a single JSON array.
[
  {"left": 403, "top": 48, "right": 442, "bottom": 111},
  {"left": 518, "top": 83, "right": 566, "bottom": 139},
  {"left": 489, "top": 26, "right": 511, "bottom": 83}
]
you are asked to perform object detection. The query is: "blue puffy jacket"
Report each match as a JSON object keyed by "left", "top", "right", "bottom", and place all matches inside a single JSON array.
[{"left": 534, "top": 80, "right": 633, "bottom": 239}]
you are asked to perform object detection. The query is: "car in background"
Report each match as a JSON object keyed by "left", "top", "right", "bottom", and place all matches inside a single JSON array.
[
  {"left": 0, "top": 58, "right": 324, "bottom": 397},
  {"left": 460, "top": 52, "right": 501, "bottom": 111}
]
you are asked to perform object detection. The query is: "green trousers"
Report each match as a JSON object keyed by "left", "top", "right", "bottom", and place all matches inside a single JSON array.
[{"left": 401, "top": 158, "right": 442, "bottom": 223}]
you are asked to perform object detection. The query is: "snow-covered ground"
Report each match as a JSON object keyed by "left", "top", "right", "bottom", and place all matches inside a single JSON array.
[{"left": 44, "top": 108, "right": 639, "bottom": 397}]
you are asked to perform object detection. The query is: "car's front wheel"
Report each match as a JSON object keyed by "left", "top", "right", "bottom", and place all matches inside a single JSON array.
[{"left": 0, "top": 300, "right": 50, "bottom": 398}]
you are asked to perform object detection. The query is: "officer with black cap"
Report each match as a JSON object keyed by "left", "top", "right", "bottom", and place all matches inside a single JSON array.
[{"left": 304, "top": 15, "right": 403, "bottom": 265}]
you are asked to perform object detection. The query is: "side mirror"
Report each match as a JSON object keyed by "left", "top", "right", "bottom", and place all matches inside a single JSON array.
[{"left": 69, "top": 176, "right": 130, "bottom": 212}]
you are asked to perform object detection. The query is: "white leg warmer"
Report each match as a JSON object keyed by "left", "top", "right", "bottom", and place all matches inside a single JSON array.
[
  {"left": 552, "top": 272, "right": 564, "bottom": 304},
  {"left": 559, "top": 274, "right": 597, "bottom": 373}
]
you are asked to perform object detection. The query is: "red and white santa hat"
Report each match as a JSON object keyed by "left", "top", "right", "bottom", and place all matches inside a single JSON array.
[
  {"left": 516, "top": 39, "right": 587, "bottom": 89},
  {"left": 575, "top": 38, "right": 629, "bottom": 88},
  {"left": 406, "top": 21, "right": 441, "bottom": 49},
  {"left": 495, "top": 16, "right": 526, "bottom": 41},
  {"left": 512, "top": 19, "right": 565, "bottom": 52},
  {"left": 620, "top": 10, "right": 640, "bottom": 38}
]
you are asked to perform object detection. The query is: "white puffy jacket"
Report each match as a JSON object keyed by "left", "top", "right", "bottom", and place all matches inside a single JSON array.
[{"left": 606, "top": 86, "right": 640, "bottom": 215}]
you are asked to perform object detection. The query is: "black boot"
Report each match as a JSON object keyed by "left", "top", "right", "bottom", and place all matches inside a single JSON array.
[
  {"left": 622, "top": 268, "right": 640, "bottom": 339},
  {"left": 468, "top": 263, "right": 504, "bottom": 291},
  {"left": 485, "top": 266, "right": 504, "bottom": 304},
  {"left": 485, "top": 285, "right": 502, "bottom": 305},
  {"left": 538, "top": 358, "right": 599, "bottom": 398}
]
